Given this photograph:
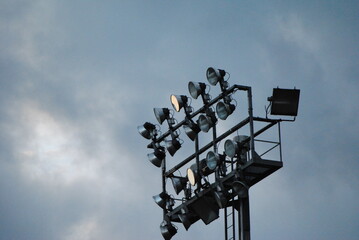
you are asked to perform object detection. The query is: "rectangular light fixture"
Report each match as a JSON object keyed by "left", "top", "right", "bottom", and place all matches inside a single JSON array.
[{"left": 269, "top": 88, "right": 300, "bottom": 116}]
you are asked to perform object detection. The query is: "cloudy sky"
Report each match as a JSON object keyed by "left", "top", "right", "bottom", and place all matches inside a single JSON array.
[{"left": 1, "top": 1, "right": 358, "bottom": 239}]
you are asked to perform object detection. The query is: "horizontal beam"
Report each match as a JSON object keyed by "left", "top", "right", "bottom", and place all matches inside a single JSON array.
[{"left": 165, "top": 118, "right": 280, "bottom": 177}]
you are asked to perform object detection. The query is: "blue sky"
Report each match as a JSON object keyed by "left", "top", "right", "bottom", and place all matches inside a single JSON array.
[{"left": 0, "top": 1, "right": 358, "bottom": 239}]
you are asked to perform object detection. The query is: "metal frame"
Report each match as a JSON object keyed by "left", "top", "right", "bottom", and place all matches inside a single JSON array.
[{"left": 140, "top": 78, "right": 298, "bottom": 240}]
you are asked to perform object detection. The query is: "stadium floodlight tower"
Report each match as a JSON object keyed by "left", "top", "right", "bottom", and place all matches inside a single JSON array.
[{"left": 138, "top": 67, "right": 300, "bottom": 240}]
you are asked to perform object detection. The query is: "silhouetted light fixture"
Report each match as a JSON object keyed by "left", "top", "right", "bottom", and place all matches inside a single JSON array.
[
  {"left": 197, "top": 110, "right": 218, "bottom": 133},
  {"left": 232, "top": 181, "right": 249, "bottom": 198},
  {"left": 153, "top": 192, "right": 170, "bottom": 210},
  {"left": 137, "top": 122, "right": 156, "bottom": 139},
  {"left": 224, "top": 135, "right": 249, "bottom": 158},
  {"left": 160, "top": 220, "right": 177, "bottom": 240},
  {"left": 171, "top": 176, "right": 188, "bottom": 195},
  {"left": 268, "top": 88, "right": 300, "bottom": 116},
  {"left": 154, "top": 108, "right": 170, "bottom": 124},
  {"left": 165, "top": 138, "right": 182, "bottom": 156},
  {"left": 170, "top": 95, "right": 188, "bottom": 112},
  {"left": 206, "top": 67, "right": 226, "bottom": 86},
  {"left": 206, "top": 151, "right": 221, "bottom": 170},
  {"left": 188, "top": 196, "right": 220, "bottom": 224},
  {"left": 213, "top": 189, "right": 228, "bottom": 209},
  {"left": 178, "top": 207, "right": 200, "bottom": 231},
  {"left": 188, "top": 81, "right": 206, "bottom": 99},
  {"left": 147, "top": 148, "right": 165, "bottom": 168},
  {"left": 216, "top": 101, "right": 236, "bottom": 120},
  {"left": 197, "top": 115, "right": 212, "bottom": 132},
  {"left": 183, "top": 120, "right": 200, "bottom": 141}
]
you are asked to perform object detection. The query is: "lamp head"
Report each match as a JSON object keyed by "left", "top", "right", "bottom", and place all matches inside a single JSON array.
[
  {"left": 206, "top": 67, "right": 226, "bottom": 86},
  {"left": 268, "top": 88, "right": 300, "bottom": 116},
  {"left": 154, "top": 108, "right": 170, "bottom": 124},
  {"left": 147, "top": 148, "right": 165, "bottom": 167},
  {"left": 206, "top": 151, "right": 220, "bottom": 170},
  {"left": 183, "top": 120, "right": 200, "bottom": 141},
  {"left": 153, "top": 192, "right": 169, "bottom": 209},
  {"left": 197, "top": 114, "right": 215, "bottom": 133},
  {"left": 137, "top": 122, "right": 156, "bottom": 139},
  {"left": 160, "top": 220, "right": 177, "bottom": 240},
  {"left": 188, "top": 81, "right": 206, "bottom": 99},
  {"left": 165, "top": 138, "right": 181, "bottom": 156},
  {"left": 232, "top": 181, "right": 248, "bottom": 198},
  {"left": 170, "top": 95, "right": 188, "bottom": 112},
  {"left": 216, "top": 101, "right": 235, "bottom": 120},
  {"left": 171, "top": 176, "right": 188, "bottom": 195}
]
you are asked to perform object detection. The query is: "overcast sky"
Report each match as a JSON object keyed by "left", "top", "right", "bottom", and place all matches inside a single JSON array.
[{"left": 1, "top": 1, "right": 358, "bottom": 240}]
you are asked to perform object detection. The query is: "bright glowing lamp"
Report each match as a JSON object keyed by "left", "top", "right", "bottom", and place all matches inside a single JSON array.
[{"left": 170, "top": 95, "right": 188, "bottom": 112}]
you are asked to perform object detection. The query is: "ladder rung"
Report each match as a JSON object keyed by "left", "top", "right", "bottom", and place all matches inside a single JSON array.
[{"left": 226, "top": 212, "right": 233, "bottom": 217}]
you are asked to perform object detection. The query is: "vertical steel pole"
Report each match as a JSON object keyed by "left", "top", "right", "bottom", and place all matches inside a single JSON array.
[
  {"left": 213, "top": 124, "right": 218, "bottom": 153},
  {"left": 247, "top": 87, "right": 255, "bottom": 160},
  {"left": 224, "top": 207, "right": 228, "bottom": 240},
  {"left": 195, "top": 135, "right": 202, "bottom": 190},
  {"left": 278, "top": 121, "right": 283, "bottom": 162},
  {"left": 162, "top": 156, "right": 166, "bottom": 219},
  {"left": 239, "top": 194, "right": 251, "bottom": 240}
]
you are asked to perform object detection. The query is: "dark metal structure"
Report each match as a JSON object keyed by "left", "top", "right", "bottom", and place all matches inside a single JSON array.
[{"left": 138, "top": 67, "right": 300, "bottom": 240}]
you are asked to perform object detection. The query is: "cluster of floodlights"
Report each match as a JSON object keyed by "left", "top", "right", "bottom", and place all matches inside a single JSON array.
[
  {"left": 138, "top": 67, "right": 300, "bottom": 240},
  {"left": 138, "top": 68, "right": 237, "bottom": 168}
]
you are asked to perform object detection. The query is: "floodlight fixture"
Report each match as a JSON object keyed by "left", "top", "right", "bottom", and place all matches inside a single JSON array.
[
  {"left": 171, "top": 176, "right": 188, "bottom": 195},
  {"left": 153, "top": 192, "right": 170, "bottom": 210},
  {"left": 188, "top": 195, "right": 220, "bottom": 224},
  {"left": 178, "top": 207, "right": 200, "bottom": 231},
  {"left": 187, "top": 159, "right": 213, "bottom": 186},
  {"left": 197, "top": 109, "right": 217, "bottom": 133},
  {"left": 188, "top": 81, "right": 206, "bottom": 99},
  {"left": 147, "top": 148, "right": 165, "bottom": 168},
  {"left": 268, "top": 88, "right": 300, "bottom": 116},
  {"left": 165, "top": 138, "right": 182, "bottom": 156},
  {"left": 160, "top": 220, "right": 177, "bottom": 240},
  {"left": 216, "top": 101, "right": 236, "bottom": 120},
  {"left": 232, "top": 181, "right": 249, "bottom": 198},
  {"left": 170, "top": 95, "right": 188, "bottom": 112},
  {"left": 224, "top": 135, "right": 249, "bottom": 158},
  {"left": 206, "top": 151, "right": 221, "bottom": 170},
  {"left": 183, "top": 120, "right": 200, "bottom": 141},
  {"left": 154, "top": 108, "right": 170, "bottom": 124},
  {"left": 206, "top": 67, "right": 226, "bottom": 86},
  {"left": 197, "top": 115, "right": 212, "bottom": 133},
  {"left": 213, "top": 189, "right": 228, "bottom": 209},
  {"left": 137, "top": 122, "right": 156, "bottom": 139}
]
